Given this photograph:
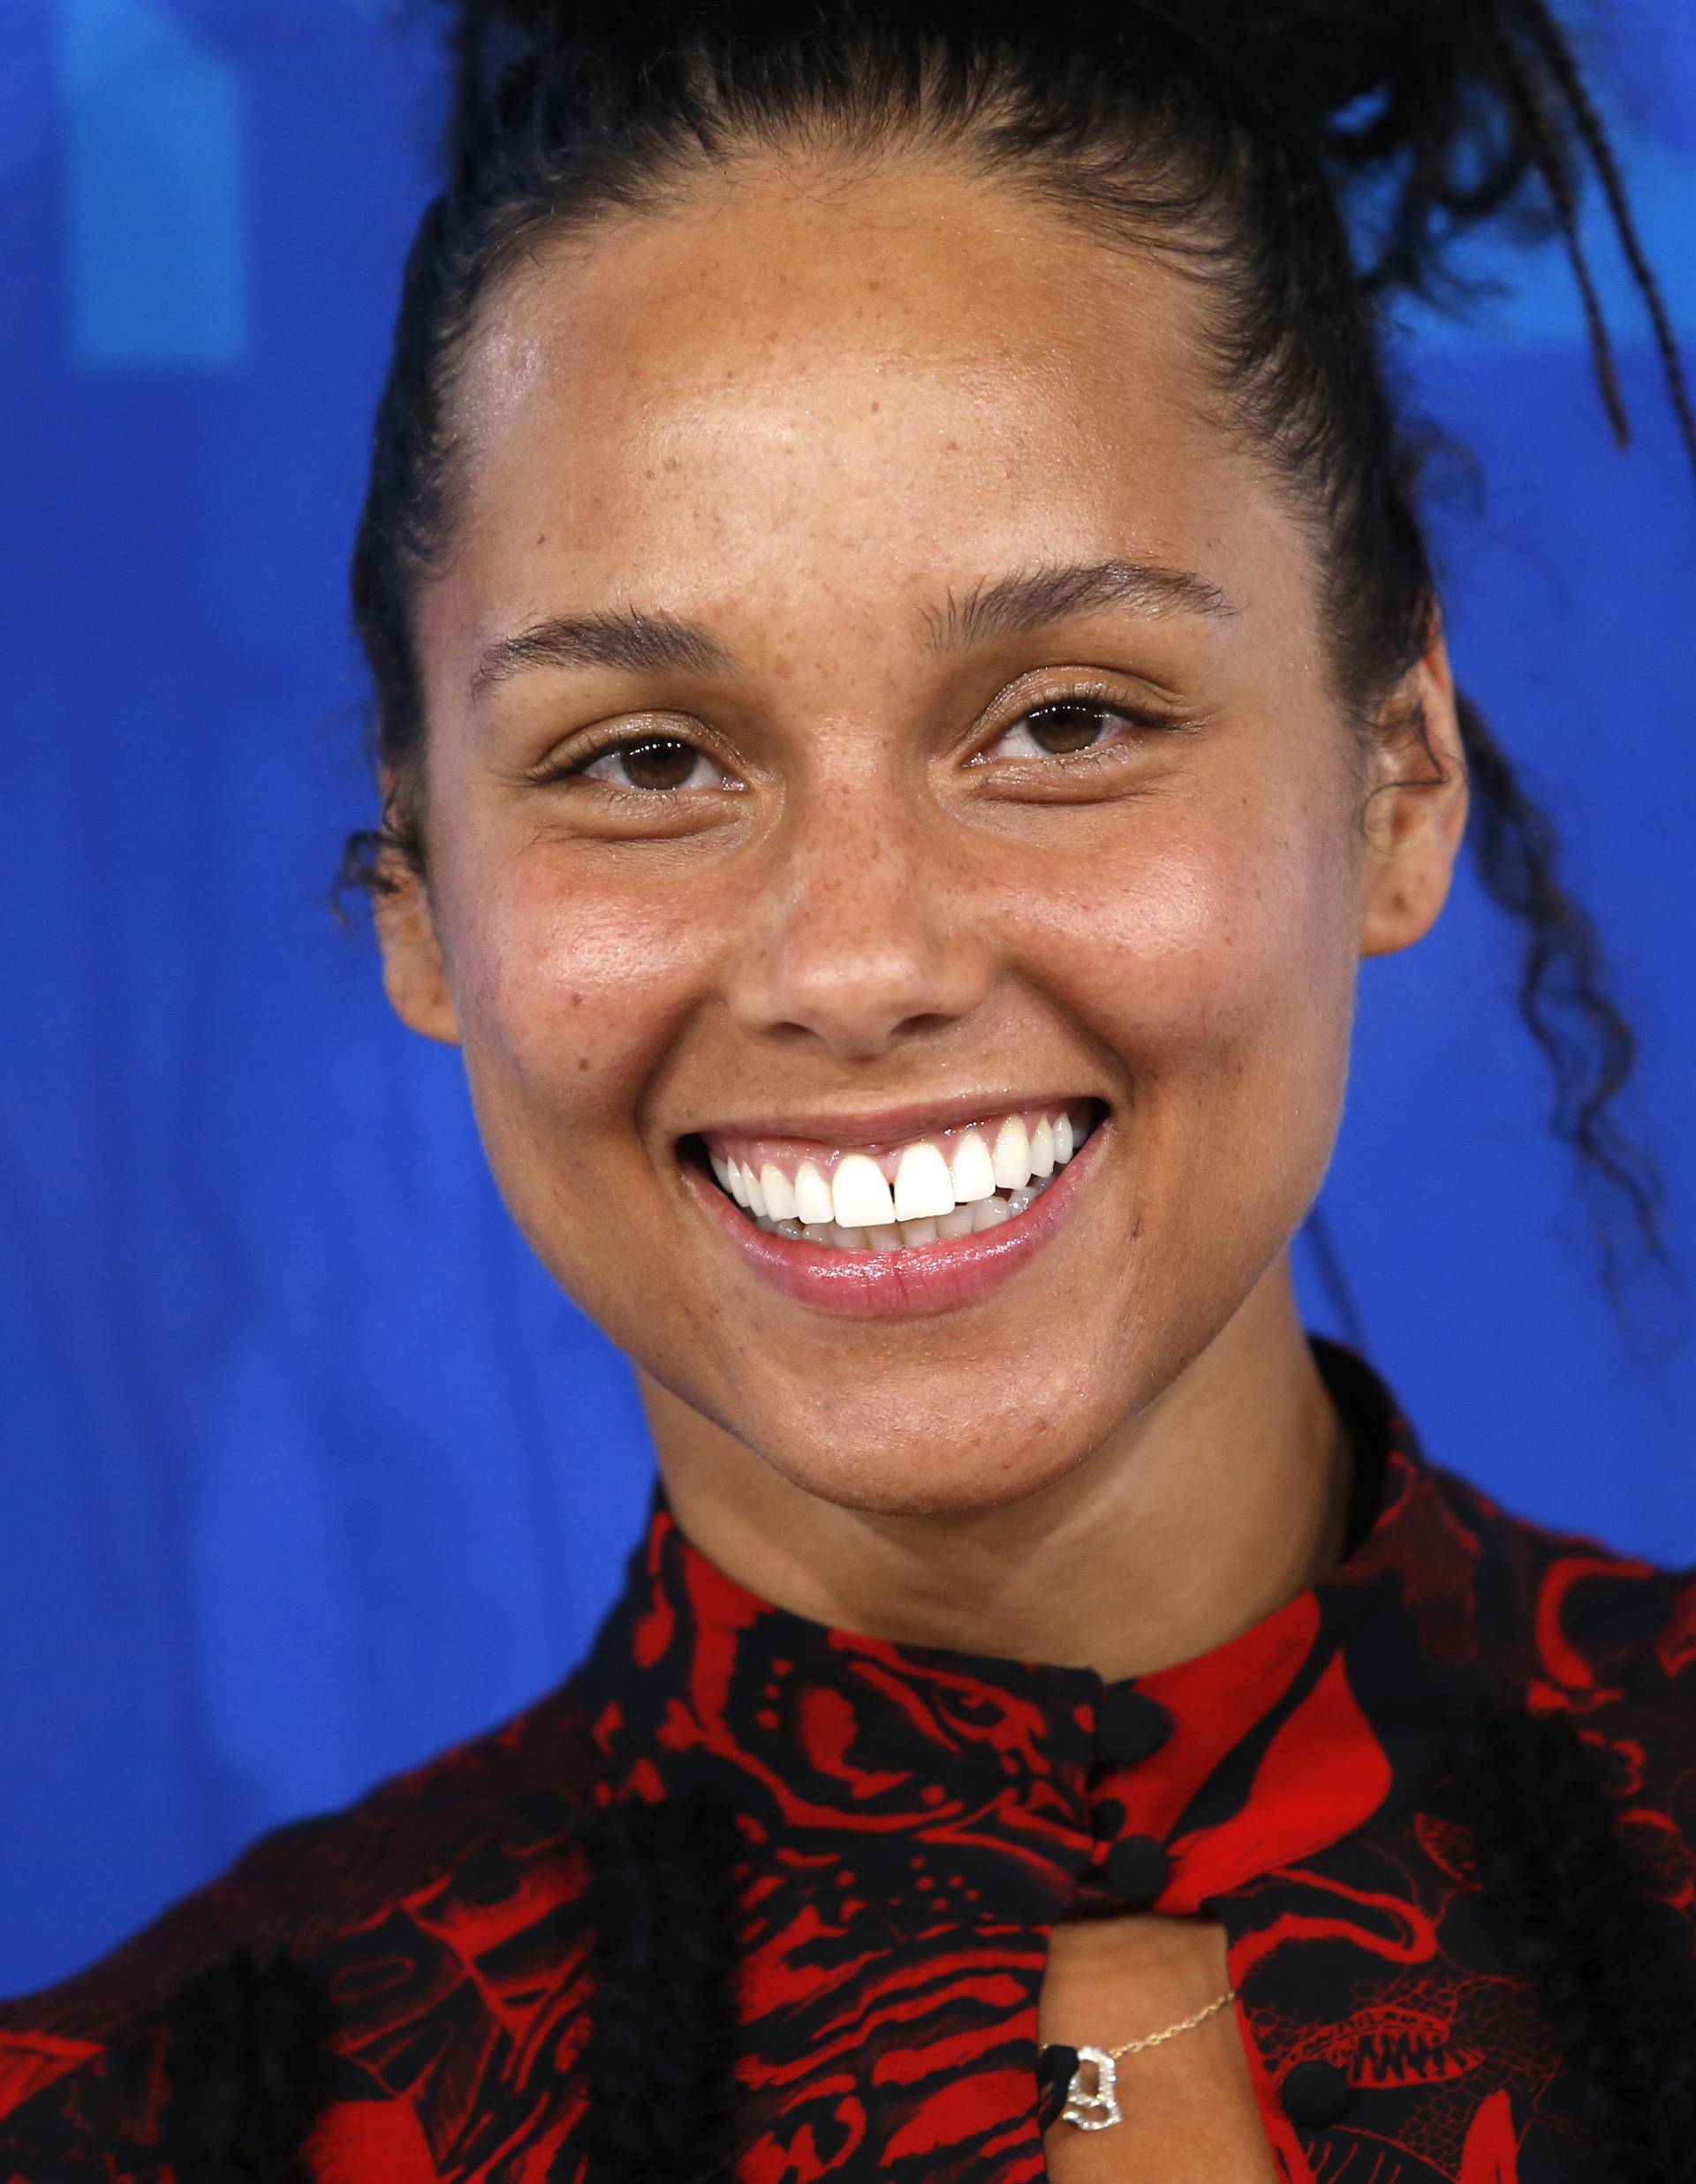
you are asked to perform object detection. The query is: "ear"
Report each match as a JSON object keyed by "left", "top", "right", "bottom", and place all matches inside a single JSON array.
[
  {"left": 373, "top": 830, "right": 462, "bottom": 1048},
  {"left": 1358, "top": 619, "right": 1471, "bottom": 960}
]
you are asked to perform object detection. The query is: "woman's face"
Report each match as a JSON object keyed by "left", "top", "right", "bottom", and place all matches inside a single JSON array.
[{"left": 387, "top": 156, "right": 1461, "bottom": 1517}]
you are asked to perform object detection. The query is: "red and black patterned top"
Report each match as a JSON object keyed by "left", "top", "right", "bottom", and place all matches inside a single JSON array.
[{"left": 4, "top": 1343, "right": 1694, "bottom": 2182}]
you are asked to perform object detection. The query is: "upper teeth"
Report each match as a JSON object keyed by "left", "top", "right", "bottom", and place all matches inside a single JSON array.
[{"left": 702, "top": 1103, "right": 1092, "bottom": 1233}]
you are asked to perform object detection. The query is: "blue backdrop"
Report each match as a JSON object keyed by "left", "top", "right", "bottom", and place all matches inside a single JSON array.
[{"left": 1, "top": 0, "right": 1692, "bottom": 2001}]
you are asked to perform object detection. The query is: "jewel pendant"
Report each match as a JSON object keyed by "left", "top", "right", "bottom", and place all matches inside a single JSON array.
[{"left": 1060, "top": 2045, "right": 1122, "bottom": 2131}]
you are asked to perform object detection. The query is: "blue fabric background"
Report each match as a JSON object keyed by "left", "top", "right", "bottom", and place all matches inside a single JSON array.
[{"left": 1, "top": 0, "right": 1692, "bottom": 2000}]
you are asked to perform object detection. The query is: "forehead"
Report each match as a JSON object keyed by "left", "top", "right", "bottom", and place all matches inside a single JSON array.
[{"left": 434, "top": 157, "right": 1296, "bottom": 649}]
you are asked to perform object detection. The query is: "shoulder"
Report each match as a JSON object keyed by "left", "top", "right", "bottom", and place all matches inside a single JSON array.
[
  {"left": 1424, "top": 1459, "right": 1696, "bottom": 1702},
  {"left": 0, "top": 1672, "right": 610, "bottom": 2166},
  {"left": 1423, "top": 1462, "right": 1696, "bottom": 1892}
]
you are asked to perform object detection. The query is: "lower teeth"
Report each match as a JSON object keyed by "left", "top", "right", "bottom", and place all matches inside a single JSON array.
[{"left": 745, "top": 1171, "right": 1058, "bottom": 1250}]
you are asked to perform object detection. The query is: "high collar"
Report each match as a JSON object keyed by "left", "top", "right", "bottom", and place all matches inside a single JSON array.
[{"left": 573, "top": 1340, "right": 1493, "bottom": 1929}]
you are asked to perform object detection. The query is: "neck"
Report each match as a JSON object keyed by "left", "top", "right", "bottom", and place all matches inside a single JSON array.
[{"left": 640, "top": 1258, "right": 1352, "bottom": 1683}]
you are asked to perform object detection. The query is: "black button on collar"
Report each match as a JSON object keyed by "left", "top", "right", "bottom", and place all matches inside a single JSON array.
[
  {"left": 1092, "top": 1796, "right": 1127, "bottom": 1839},
  {"left": 1280, "top": 2060, "right": 1352, "bottom": 2127},
  {"left": 1103, "top": 1833, "right": 1170, "bottom": 1907},
  {"left": 1095, "top": 1687, "right": 1174, "bottom": 1766}
]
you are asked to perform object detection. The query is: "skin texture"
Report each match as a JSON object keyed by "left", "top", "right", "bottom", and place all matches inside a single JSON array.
[{"left": 379, "top": 152, "right": 1468, "bottom": 1687}]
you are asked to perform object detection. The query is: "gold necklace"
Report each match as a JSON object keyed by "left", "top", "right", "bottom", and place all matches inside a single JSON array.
[{"left": 1046, "top": 1987, "right": 1239, "bottom": 2131}]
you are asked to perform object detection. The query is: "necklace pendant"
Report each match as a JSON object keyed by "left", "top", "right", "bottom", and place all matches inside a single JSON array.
[{"left": 1061, "top": 2046, "right": 1123, "bottom": 2131}]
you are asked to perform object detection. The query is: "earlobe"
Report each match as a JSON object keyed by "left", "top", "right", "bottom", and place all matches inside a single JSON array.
[
  {"left": 1358, "top": 633, "right": 1471, "bottom": 961},
  {"left": 375, "top": 865, "right": 462, "bottom": 1046}
]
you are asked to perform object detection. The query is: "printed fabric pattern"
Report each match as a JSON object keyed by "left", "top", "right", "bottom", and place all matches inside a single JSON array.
[{"left": 2, "top": 1344, "right": 1694, "bottom": 2182}]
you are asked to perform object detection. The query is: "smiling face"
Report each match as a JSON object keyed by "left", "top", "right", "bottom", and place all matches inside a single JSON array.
[{"left": 382, "top": 155, "right": 1463, "bottom": 1520}]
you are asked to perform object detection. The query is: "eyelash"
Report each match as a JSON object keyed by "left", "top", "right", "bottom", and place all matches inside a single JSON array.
[
  {"left": 556, "top": 735, "right": 732, "bottom": 796},
  {"left": 978, "top": 698, "right": 1177, "bottom": 769},
  {"left": 545, "top": 697, "right": 1180, "bottom": 797}
]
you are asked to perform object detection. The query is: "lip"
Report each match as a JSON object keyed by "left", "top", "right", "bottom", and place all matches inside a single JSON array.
[
  {"left": 679, "top": 1111, "right": 1109, "bottom": 1319},
  {"left": 681, "top": 1089, "right": 1101, "bottom": 1154}
]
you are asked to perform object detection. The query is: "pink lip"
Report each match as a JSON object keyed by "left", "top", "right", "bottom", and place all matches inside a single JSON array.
[{"left": 680, "top": 1115, "right": 1108, "bottom": 1319}]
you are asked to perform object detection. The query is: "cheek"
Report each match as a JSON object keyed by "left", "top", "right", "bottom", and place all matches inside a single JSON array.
[
  {"left": 442, "top": 849, "right": 708, "bottom": 1136},
  {"left": 1024, "top": 790, "right": 1359, "bottom": 1081}
]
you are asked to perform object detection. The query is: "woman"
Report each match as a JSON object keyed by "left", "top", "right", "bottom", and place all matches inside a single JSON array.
[{"left": 3, "top": 0, "right": 1692, "bottom": 2177}]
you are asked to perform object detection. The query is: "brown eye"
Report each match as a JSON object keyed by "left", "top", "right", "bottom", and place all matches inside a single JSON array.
[
  {"left": 985, "top": 699, "right": 1147, "bottom": 763},
  {"left": 575, "top": 735, "right": 715, "bottom": 791},
  {"left": 1023, "top": 701, "right": 1117, "bottom": 755}
]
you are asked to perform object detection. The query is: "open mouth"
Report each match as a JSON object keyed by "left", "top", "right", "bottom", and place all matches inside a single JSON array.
[{"left": 680, "top": 1098, "right": 1105, "bottom": 1255}]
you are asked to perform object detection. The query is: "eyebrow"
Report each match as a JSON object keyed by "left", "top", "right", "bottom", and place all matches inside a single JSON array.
[
  {"left": 925, "top": 558, "right": 1237, "bottom": 649},
  {"left": 471, "top": 556, "right": 1235, "bottom": 698},
  {"left": 472, "top": 609, "right": 733, "bottom": 696}
]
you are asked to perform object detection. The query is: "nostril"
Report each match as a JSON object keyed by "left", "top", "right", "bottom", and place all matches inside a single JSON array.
[{"left": 764, "top": 1018, "right": 958, "bottom": 1064}]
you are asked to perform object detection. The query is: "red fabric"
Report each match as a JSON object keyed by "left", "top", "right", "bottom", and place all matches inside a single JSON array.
[{"left": 2, "top": 1345, "right": 1692, "bottom": 2181}]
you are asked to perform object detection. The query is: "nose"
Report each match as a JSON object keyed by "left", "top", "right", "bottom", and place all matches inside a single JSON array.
[{"left": 724, "top": 775, "right": 996, "bottom": 1061}]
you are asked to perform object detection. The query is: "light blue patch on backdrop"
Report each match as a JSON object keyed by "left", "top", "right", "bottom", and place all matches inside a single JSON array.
[{"left": 58, "top": 0, "right": 247, "bottom": 369}]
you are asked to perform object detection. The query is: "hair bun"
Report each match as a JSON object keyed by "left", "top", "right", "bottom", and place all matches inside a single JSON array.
[
  {"left": 449, "top": 0, "right": 1511, "bottom": 120},
  {"left": 442, "top": 0, "right": 1556, "bottom": 263},
  {"left": 1150, "top": 0, "right": 1505, "bottom": 122},
  {"left": 448, "top": 0, "right": 768, "bottom": 43}
]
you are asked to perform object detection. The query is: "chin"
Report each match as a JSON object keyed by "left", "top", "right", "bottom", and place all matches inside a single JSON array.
[{"left": 741, "top": 1377, "right": 1124, "bottom": 1520}]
